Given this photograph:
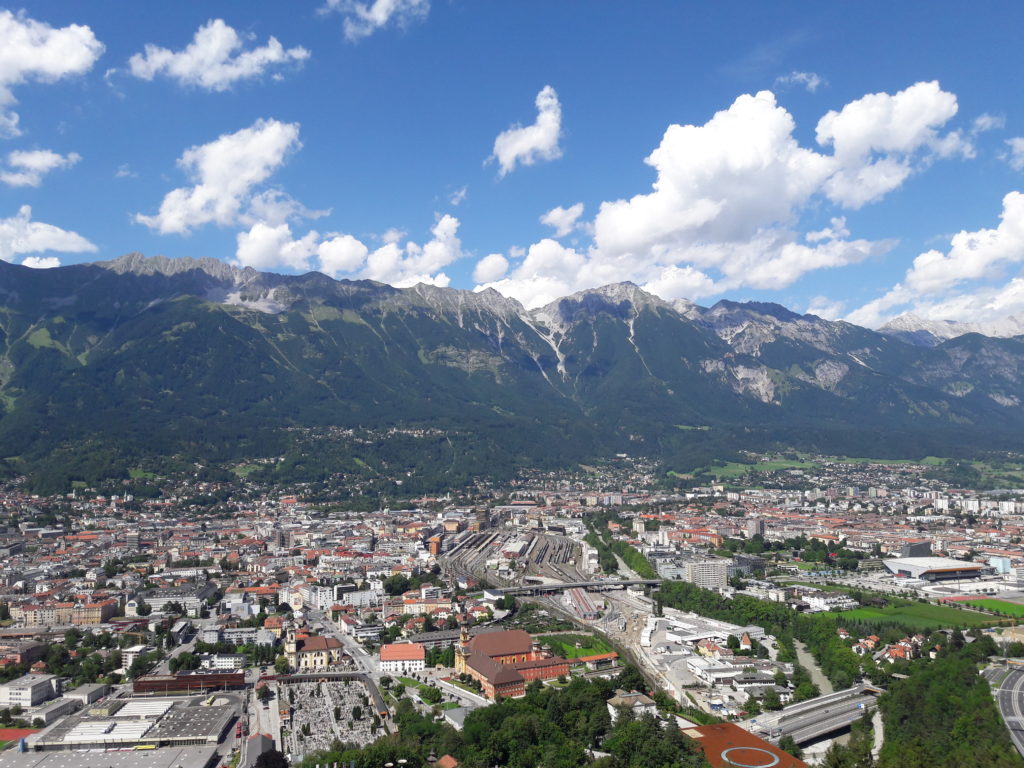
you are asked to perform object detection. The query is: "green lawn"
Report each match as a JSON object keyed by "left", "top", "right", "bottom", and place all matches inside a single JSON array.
[
  {"left": 448, "top": 678, "right": 483, "bottom": 695},
  {"left": 793, "top": 562, "right": 826, "bottom": 571},
  {"left": 536, "top": 634, "right": 614, "bottom": 659},
  {"left": 964, "top": 598, "right": 1024, "bottom": 617},
  {"left": 840, "top": 601, "right": 996, "bottom": 629}
]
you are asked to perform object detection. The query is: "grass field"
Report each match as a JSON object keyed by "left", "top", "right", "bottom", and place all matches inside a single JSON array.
[
  {"left": 536, "top": 634, "right": 614, "bottom": 659},
  {"left": 448, "top": 678, "right": 482, "bottom": 695},
  {"left": 964, "top": 598, "right": 1024, "bottom": 617},
  {"left": 840, "top": 601, "right": 996, "bottom": 629},
  {"left": 793, "top": 562, "right": 828, "bottom": 571}
]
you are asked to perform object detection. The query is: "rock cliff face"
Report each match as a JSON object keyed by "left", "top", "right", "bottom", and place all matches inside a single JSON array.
[{"left": 2, "top": 255, "right": 1024, "bottom": 486}]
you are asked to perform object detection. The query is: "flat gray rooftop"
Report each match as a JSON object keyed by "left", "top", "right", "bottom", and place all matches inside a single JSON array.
[
  {"left": 0, "top": 746, "right": 218, "bottom": 768},
  {"left": 33, "top": 697, "right": 235, "bottom": 749}
]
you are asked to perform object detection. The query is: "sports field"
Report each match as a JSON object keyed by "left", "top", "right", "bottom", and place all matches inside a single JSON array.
[
  {"left": 963, "top": 598, "right": 1024, "bottom": 617},
  {"left": 840, "top": 601, "right": 995, "bottom": 629}
]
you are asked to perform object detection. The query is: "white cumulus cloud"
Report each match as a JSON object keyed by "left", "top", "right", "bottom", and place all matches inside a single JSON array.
[
  {"left": 805, "top": 296, "right": 846, "bottom": 320},
  {"left": 318, "top": 233, "right": 369, "bottom": 276},
  {"left": 479, "top": 83, "right": 967, "bottom": 309},
  {"left": 472, "top": 253, "right": 509, "bottom": 284},
  {"left": 449, "top": 185, "right": 467, "bottom": 206},
  {"left": 361, "top": 213, "right": 464, "bottom": 286},
  {"left": 0, "top": 205, "right": 96, "bottom": 264},
  {"left": 234, "top": 221, "right": 319, "bottom": 271},
  {"left": 972, "top": 113, "right": 1005, "bottom": 134},
  {"left": 127, "top": 19, "right": 309, "bottom": 91},
  {"left": 321, "top": 0, "right": 430, "bottom": 42},
  {"left": 1005, "top": 138, "right": 1024, "bottom": 171},
  {"left": 0, "top": 148, "right": 80, "bottom": 187},
  {"left": 136, "top": 118, "right": 302, "bottom": 234},
  {"left": 774, "top": 71, "right": 826, "bottom": 92},
  {"left": 816, "top": 80, "right": 971, "bottom": 208},
  {"left": 540, "top": 203, "right": 584, "bottom": 237},
  {"left": 847, "top": 191, "right": 1024, "bottom": 327},
  {"left": 233, "top": 215, "right": 464, "bottom": 288},
  {"left": 0, "top": 10, "right": 105, "bottom": 137},
  {"left": 490, "top": 85, "right": 562, "bottom": 177}
]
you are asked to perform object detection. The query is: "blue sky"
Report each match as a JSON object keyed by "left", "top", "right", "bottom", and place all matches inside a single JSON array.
[{"left": 3, "top": 2, "right": 1024, "bottom": 327}]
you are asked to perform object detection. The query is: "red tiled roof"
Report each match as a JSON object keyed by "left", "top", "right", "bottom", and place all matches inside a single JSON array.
[
  {"left": 468, "top": 629, "right": 533, "bottom": 658},
  {"left": 574, "top": 652, "right": 618, "bottom": 663},
  {"left": 380, "top": 643, "right": 425, "bottom": 662},
  {"left": 296, "top": 636, "right": 342, "bottom": 653}
]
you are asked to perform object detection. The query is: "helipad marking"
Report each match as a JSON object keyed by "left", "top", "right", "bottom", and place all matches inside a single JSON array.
[{"left": 719, "top": 745, "right": 782, "bottom": 768}]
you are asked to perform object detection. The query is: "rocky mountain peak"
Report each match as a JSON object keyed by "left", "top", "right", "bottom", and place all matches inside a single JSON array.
[{"left": 95, "top": 253, "right": 248, "bottom": 283}]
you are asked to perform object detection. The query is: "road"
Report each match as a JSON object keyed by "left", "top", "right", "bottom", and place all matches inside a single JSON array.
[
  {"left": 152, "top": 632, "right": 199, "bottom": 674},
  {"left": 305, "top": 608, "right": 395, "bottom": 734},
  {"left": 306, "top": 608, "right": 379, "bottom": 676},
  {"left": 992, "top": 667, "right": 1024, "bottom": 757},
  {"left": 749, "top": 686, "right": 876, "bottom": 745},
  {"left": 243, "top": 677, "right": 284, "bottom": 766}
]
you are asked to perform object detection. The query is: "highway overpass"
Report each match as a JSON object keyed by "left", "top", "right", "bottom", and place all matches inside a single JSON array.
[{"left": 747, "top": 683, "right": 883, "bottom": 745}]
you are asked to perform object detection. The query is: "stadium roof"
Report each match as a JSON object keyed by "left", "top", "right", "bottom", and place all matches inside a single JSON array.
[{"left": 884, "top": 557, "right": 985, "bottom": 572}]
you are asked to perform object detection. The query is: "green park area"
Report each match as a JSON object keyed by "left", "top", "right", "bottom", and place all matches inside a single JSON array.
[
  {"left": 395, "top": 676, "right": 445, "bottom": 704},
  {"left": 681, "top": 452, "right": 1024, "bottom": 490},
  {"left": 963, "top": 598, "right": 1024, "bottom": 617},
  {"left": 697, "top": 458, "right": 818, "bottom": 480},
  {"left": 535, "top": 634, "right": 614, "bottom": 659},
  {"left": 840, "top": 600, "right": 996, "bottom": 630}
]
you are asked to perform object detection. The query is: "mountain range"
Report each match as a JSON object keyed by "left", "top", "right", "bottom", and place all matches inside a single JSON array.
[
  {"left": 2, "top": 253, "right": 1023, "bottom": 492},
  {"left": 879, "top": 312, "right": 1024, "bottom": 347}
]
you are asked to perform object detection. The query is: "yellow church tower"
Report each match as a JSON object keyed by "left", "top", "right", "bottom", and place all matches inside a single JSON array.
[{"left": 455, "top": 622, "right": 471, "bottom": 674}]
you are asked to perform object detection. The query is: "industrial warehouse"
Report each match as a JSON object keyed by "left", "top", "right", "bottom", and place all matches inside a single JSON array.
[{"left": 25, "top": 696, "right": 236, "bottom": 753}]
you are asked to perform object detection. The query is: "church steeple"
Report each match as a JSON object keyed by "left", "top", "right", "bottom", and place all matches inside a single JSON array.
[{"left": 455, "top": 621, "right": 471, "bottom": 674}]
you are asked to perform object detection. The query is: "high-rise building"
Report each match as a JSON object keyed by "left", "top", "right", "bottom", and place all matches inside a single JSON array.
[
  {"left": 745, "top": 518, "right": 766, "bottom": 538},
  {"left": 684, "top": 560, "right": 728, "bottom": 590}
]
